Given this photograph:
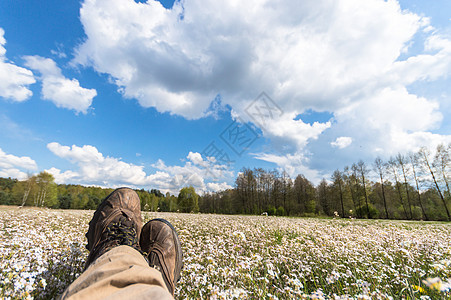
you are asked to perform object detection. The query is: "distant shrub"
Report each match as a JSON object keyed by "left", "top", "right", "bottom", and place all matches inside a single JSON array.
[
  {"left": 302, "top": 212, "right": 318, "bottom": 218},
  {"left": 356, "top": 204, "right": 379, "bottom": 219},
  {"left": 276, "top": 206, "right": 286, "bottom": 216},
  {"left": 267, "top": 206, "right": 276, "bottom": 216}
]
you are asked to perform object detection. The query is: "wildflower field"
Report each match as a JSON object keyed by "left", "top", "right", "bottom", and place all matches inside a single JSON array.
[{"left": 1, "top": 206, "right": 450, "bottom": 299}]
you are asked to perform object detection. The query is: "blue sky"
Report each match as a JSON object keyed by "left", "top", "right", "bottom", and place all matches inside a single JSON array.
[{"left": 0, "top": 0, "right": 450, "bottom": 194}]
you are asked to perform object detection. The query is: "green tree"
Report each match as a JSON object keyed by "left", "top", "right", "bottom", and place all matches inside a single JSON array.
[
  {"left": 293, "top": 174, "right": 316, "bottom": 215},
  {"left": 34, "top": 172, "right": 58, "bottom": 207},
  {"left": 276, "top": 206, "right": 286, "bottom": 216},
  {"left": 12, "top": 172, "right": 57, "bottom": 208},
  {"left": 0, "top": 177, "right": 18, "bottom": 205},
  {"left": 11, "top": 179, "right": 31, "bottom": 206},
  {"left": 169, "top": 194, "right": 178, "bottom": 212},
  {"left": 178, "top": 186, "right": 199, "bottom": 213},
  {"left": 58, "top": 194, "right": 72, "bottom": 209},
  {"left": 72, "top": 193, "right": 89, "bottom": 209}
]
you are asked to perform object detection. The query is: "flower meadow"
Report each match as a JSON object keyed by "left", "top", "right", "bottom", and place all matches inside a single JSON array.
[{"left": 1, "top": 206, "right": 450, "bottom": 299}]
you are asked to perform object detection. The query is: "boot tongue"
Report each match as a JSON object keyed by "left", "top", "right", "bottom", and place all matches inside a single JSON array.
[
  {"left": 107, "top": 216, "right": 138, "bottom": 246},
  {"left": 118, "top": 211, "right": 135, "bottom": 227},
  {"left": 84, "top": 213, "right": 139, "bottom": 270}
]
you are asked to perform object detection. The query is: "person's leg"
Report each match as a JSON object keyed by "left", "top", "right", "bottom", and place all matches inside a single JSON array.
[
  {"left": 60, "top": 188, "right": 182, "bottom": 299},
  {"left": 60, "top": 245, "right": 172, "bottom": 300}
]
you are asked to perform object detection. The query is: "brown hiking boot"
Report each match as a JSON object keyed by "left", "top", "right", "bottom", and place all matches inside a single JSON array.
[
  {"left": 84, "top": 187, "right": 143, "bottom": 269},
  {"left": 140, "top": 219, "right": 183, "bottom": 295}
]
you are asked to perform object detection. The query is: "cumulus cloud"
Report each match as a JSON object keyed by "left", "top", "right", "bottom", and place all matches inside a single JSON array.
[
  {"left": 0, "top": 148, "right": 37, "bottom": 170},
  {"left": 331, "top": 137, "right": 353, "bottom": 149},
  {"left": 0, "top": 148, "right": 38, "bottom": 180},
  {"left": 336, "top": 88, "right": 443, "bottom": 133},
  {"left": 0, "top": 168, "right": 30, "bottom": 181},
  {"left": 207, "top": 182, "right": 233, "bottom": 192},
  {"left": 47, "top": 142, "right": 164, "bottom": 186},
  {"left": 74, "top": 0, "right": 451, "bottom": 175},
  {"left": 46, "top": 142, "right": 232, "bottom": 194},
  {"left": 23, "top": 56, "right": 97, "bottom": 113},
  {"left": 75, "top": 0, "right": 423, "bottom": 116},
  {"left": 252, "top": 151, "right": 323, "bottom": 184},
  {"left": 73, "top": 0, "right": 446, "bottom": 107},
  {"left": 152, "top": 151, "right": 234, "bottom": 193},
  {"left": 0, "top": 28, "right": 35, "bottom": 101},
  {"left": 333, "top": 87, "right": 450, "bottom": 155},
  {"left": 262, "top": 113, "right": 331, "bottom": 152},
  {"left": 186, "top": 151, "right": 205, "bottom": 166}
]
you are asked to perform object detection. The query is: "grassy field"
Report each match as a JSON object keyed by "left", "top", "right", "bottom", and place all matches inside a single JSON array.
[{"left": 0, "top": 206, "right": 450, "bottom": 299}]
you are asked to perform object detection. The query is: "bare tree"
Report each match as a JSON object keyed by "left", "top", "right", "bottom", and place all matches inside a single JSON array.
[
  {"left": 419, "top": 147, "right": 450, "bottom": 221},
  {"left": 351, "top": 164, "right": 363, "bottom": 217},
  {"left": 373, "top": 157, "right": 389, "bottom": 219},
  {"left": 317, "top": 178, "right": 330, "bottom": 215},
  {"left": 396, "top": 153, "right": 413, "bottom": 219},
  {"left": 344, "top": 166, "right": 358, "bottom": 216},
  {"left": 281, "top": 170, "right": 291, "bottom": 214},
  {"left": 255, "top": 168, "right": 265, "bottom": 214},
  {"left": 331, "top": 169, "right": 345, "bottom": 218},
  {"left": 388, "top": 157, "right": 409, "bottom": 219},
  {"left": 357, "top": 160, "right": 371, "bottom": 218},
  {"left": 235, "top": 170, "right": 248, "bottom": 213},
  {"left": 434, "top": 144, "right": 450, "bottom": 198},
  {"left": 20, "top": 173, "right": 34, "bottom": 207},
  {"left": 409, "top": 153, "right": 428, "bottom": 220},
  {"left": 272, "top": 170, "right": 281, "bottom": 209}
]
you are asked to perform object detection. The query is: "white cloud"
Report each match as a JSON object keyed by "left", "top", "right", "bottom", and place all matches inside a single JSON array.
[
  {"left": 253, "top": 151, "right": 323, "bottom": 184},
  {"left": 47, "top": 142, "right": 232, "bottom": 194},
  {"left": 74, "top": 0, "right": 451, "bottom": 175},
  {"left": 207, "top": 182, "right": 233, "bottom": 192},
  {"left": 73, "top": 0, "right": 435, "bottom": 115},
  {"left": 0, "top": 148, "right": 38, "bottom": 180},
  {"left": 331, "top": 137, "right": 353, "bottom": 149},
  {"left": 45, "top": 167, "right": 79, "bottom": 183},
  {"left": 47, "top": 142, "right": 157, "bottom": 186},
  {"left": 0, "top": 148, "right": 38, "bottom": 170},
  {"left": 336, "top": 87, "right": 443, "bottom": 132},
  {"left": 262, "top": 113, "right": 332, "bottom": 151},
  {"left": 334, "top": 87, "right": 451, "bottom": 155},
  {"left": 152, "top": 151, "right": 234, "bottom": 193},
  {"left": 23, "top": 56, "right": 97, "bottom": 114},
  {"left": 0, "top": 28, "right": 35, "bottom": 101},
  {"left": 187, "top": 151, "right": 205, "bottom": 166},
  {"left": 0, "top": 168, "right": 29, "bottom": 181}
]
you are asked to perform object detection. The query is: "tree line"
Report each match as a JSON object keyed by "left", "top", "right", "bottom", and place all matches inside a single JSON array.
[
  {"left": 0, "top": 144, "right": 449, "bottom": 221},
  {"left": 199, "top": 144, "right": 450, "bottom": 221},
  {"left": 0, "top": 174, "right": 197, "bottom": 214}
]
